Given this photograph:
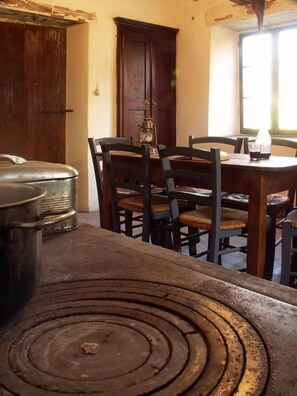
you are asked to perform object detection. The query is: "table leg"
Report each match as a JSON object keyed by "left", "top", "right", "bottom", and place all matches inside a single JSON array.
[
  {"left": 102, "top": 165, "right": 113, "bottom": 230},
  {"left": 247, "top": 192, "right": 267, "bottom": 277}
]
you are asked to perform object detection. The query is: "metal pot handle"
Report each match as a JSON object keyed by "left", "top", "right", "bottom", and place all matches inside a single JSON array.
[
  {"left": 0, "top": 154, "right": 27, "bottom": 164},
  {"left": 8, "top": 208, "right": 75, "bottom": 230}
]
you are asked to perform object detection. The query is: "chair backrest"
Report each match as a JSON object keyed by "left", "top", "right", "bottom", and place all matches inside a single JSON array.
[
  {"left": 243, "top": 137, "right": 297, "bottom": 156},
  {"left": 268, "top": 138, "right": 297, "bottom": 210},
  {"left": 157, "top": 144, "right": 222, "bottom": 231},
  {"left": 101, "top": 142, "right": 152, "bottom": 235},
  {"left": 189, "top": 135, "right": 243, "bottom": 153},
  {"left": 244, "top": 137, "right": 297, "bottom": 209},
  {"left": 88, "top": 137, "right": 133, "bottom": 226}
]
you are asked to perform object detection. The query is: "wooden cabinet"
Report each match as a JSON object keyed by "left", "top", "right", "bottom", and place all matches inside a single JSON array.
[{"left": 115, "top": 18, "right": 178, "bottom": 147}]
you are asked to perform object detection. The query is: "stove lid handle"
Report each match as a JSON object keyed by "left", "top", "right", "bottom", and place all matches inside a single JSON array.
[{"left": 0, "top": 154, "right": 27, "bottom": 164}]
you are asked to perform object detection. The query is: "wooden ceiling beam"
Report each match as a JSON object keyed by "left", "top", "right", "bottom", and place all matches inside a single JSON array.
[{"left": 0, "top": 0, "right": 95, "bottom": 26}]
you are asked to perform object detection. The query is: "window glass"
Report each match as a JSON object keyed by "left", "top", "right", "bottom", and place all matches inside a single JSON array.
[
  {"left": 278, "top": 28, "right": 297, "bottom": 130},
  {"left": 240, "top": 26, "right": 297, "bottom": 134},
  {"left": 241, "top": 34, "right": 271, "bottom": 130}
]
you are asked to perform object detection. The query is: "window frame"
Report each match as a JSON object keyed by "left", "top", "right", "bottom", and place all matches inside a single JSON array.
[{"left": 239, "top": 24, "right": 297, "bottom": 136}]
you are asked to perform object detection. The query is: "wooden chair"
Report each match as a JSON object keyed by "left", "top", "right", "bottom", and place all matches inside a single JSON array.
[
  {"left": 88, "top": 136, "right": 139, "bottom": 230},
  {"left": 157, "top": 144, "right": 249, "bottom": 264},
  {"left": 223, "top": 137, "right": 297, "bottom": 279},
  {"left": 188, "top": 135, "right": 245, "bottom": 255},
  {"left": 177, "top": 136, "right": 244, "bottom": 198},
  {"left": 189, "top": 135, "right": 244, "bottom": 153},
  {"left": 101, "top": 142, "right": 172, "bottom": 244},
  {"left": 281, "top": 208, "right": 297, "bottom": 287}
]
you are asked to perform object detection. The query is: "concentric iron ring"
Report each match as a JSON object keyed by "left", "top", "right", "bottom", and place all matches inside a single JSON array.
[{"left": 0, "top": 279, "right": 268, "bottom": 395}]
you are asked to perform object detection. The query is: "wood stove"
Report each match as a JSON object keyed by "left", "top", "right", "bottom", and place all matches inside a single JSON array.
[{"left": 0, "top": 225, "right": 296, "bottom": 395}]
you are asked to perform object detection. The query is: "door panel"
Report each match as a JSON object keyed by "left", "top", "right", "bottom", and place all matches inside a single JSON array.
[
  {"left": 0, "top": 22, "right": 66, "bottom": 163},
  {"left": 0, "top": 23, "right": 26, "bottom": 157},
  {"left": 25, "top": 25, "right": 66, "bottom": 163}
]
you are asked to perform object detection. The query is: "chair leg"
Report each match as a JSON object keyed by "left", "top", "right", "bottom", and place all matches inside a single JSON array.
[
  {"left": 172, "top": 220, "right": 182, "bottom": 253},
  {"left": 151, "top": 219, "right": 172, "bottom": 248},
  {"left": 264, "top": 214, "right": 275, "bottom": 280},
  {"left": 281, "top": 220, "right": 292, "bottom": 285},
  {"left": 162, "top": 220, "right": 173, "bottom": 249},
  {"left": 188, "top": 226, "right": 198, "bottom": 256},
  {"left": 124, "top": 211, "right": 133, "bottom": 237},
  {"left": 151, "top": 220, "right": 164, "bottom": 245},
  {"left": 111, "top": 205, "right": 122, "bottom": 234},
  {"left": 99, "top": 208, "right": 103, "bottom": 228},
  {"left": 141, "top": 212, "right": 151, "bottom": 242},
  {"left": 207, "top": 231, "right": 220, "bottom": 264}
]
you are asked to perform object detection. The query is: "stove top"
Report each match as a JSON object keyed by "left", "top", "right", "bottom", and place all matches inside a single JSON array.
[
  {"left": 0, "top": 279, "right": 268, "bottom": 395},
  {"left": 0, "top": 224, "right": 296, "bottom": 395}
]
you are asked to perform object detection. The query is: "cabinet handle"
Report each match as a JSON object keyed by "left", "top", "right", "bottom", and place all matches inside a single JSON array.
[
  {"left": 152, "top": 101, "right": 157, "bottom": 106},
  {"left": 144, "top": 101, "right": 150, "bottom": 105}
]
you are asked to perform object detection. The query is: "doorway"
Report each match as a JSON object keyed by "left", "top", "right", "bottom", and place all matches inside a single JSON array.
[
  {"left": 0, "top": 21, "right": 67, "bottom": 163},
  {"left": 0, "top": 6, "right": 91, "bottom": 212}
]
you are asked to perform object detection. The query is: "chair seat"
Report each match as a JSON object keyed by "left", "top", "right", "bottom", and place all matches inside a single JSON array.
[
  {"left": 118, "top": 193, "right": 191, "bottom": 215},
  {"left": 179, "top": 206, "right": 248, "bottom": 231},
  {"left": 118, "top": 194, "right": 170, "bottom": 214}
]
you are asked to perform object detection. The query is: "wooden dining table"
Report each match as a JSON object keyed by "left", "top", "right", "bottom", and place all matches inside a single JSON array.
[{"left": 101, "top": 151, "right": 297, "bottom": 278}]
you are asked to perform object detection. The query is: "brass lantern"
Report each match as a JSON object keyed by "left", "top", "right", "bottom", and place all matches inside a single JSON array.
[{"left": 137, "top": 117, "right": 157, "bottom": 153}]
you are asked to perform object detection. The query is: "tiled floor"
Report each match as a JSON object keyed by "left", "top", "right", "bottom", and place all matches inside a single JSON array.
[{"left": 78, "top": 211, "right": 282, "bottom": 284}]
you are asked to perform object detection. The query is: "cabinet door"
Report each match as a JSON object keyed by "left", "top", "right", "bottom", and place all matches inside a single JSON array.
[
  {"left": 120, "top": 30, "right": 151, "bottom": 137},
  {"left": 151, "top": 34, "right": 177, "bottom": 147},
  {"left": 115, "top": 18, "right": 178, "bottom": 147}
]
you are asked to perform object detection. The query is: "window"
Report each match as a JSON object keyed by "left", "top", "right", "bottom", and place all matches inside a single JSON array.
[{"left": 240, "top": 25, "right": 297, "bottom": 135}]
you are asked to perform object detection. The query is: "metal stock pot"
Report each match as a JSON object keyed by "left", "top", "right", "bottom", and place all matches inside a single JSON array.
[{"left": 0, "top": 183, "right": 75, "bottom": 325}]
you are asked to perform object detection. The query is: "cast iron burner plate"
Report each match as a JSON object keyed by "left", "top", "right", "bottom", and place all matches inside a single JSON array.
[{"left": 0, "top": 279, "right": 268, "bottom": 395}]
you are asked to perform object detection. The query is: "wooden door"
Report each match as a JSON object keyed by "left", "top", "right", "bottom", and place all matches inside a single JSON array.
[
  {"left": 115, "top": 18, "right": 178, "bottom": 147},
  {"left": 25, "top": 25, "right": 66, "bottom": 163},
  {"left": 0, "top": 22, "right": 66, "bottom": 163},
  {"left": 0, "top": 23, "right": 26, "bottom": 157}
]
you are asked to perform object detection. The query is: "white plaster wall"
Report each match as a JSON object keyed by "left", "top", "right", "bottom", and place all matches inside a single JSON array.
[
  {"left": 174, "top": 0, "right": 212, "bottom": 146},
  {"left": 208, "top": 26, "right": 239, "bottom": 136}
]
